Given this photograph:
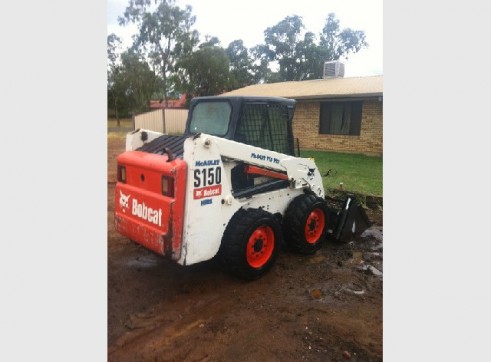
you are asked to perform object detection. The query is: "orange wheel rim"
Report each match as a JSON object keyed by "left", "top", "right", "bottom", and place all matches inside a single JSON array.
[
  {"left": 246, "top": 225, "right": 275, "bottom": 268},
  {"left": 304, "top": 209, "right": 325, "bottom": 244}
]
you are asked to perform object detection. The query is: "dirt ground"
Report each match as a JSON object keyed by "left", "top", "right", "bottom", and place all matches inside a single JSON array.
[{"left": 107, "top": 136, "right": 383, "bottom": 362}]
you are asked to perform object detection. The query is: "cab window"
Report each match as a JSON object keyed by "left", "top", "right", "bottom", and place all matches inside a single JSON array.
[{"left": 189, "top": 101, "right": 231, "bottom": 136}]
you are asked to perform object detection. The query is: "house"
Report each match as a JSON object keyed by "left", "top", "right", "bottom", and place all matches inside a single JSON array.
[
  {"left": 148, "top": 94, "right": 187, "bottom": 110},
  {"left": 221, "top": 74, "right": 383, "bottom": 156}
]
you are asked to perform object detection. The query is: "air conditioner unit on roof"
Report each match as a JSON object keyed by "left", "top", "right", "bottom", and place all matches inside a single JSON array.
[{"left": 323, "top": 60, "right": 345, "bottom": 78}]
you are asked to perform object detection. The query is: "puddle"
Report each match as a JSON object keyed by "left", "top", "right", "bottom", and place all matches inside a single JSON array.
[{"left": 127, "top": 255, "right": 162, "bottom": 269}]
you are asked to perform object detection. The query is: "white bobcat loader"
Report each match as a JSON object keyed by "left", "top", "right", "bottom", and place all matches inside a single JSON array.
[{"left": 115, "top": 96, "right": 369, "bottom": 280}]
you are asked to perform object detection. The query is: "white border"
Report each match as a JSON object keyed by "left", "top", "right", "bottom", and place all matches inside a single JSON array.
[{"left": 1, "top": 0, "right": 107, "bottom": 360}]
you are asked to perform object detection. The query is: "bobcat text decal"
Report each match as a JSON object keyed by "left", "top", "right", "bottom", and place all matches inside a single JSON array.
[
  {"left": 194, "top": 185, "right": 222, "bottom": 200},
  {"left": 119, "top": 190, "right": 162, "bottom": 226}
]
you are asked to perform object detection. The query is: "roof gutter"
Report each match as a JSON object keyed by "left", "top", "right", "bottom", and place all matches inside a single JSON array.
[{"left": 291, "top": 92, "right": 383, "bottom": 101}]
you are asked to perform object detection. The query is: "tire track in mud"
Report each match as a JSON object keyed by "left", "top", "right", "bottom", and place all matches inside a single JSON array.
[{"left": 109, "top": 293, "right": 233, "bottom": 361}]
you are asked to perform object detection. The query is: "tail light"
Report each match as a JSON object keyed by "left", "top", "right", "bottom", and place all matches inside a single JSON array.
[
  {"left": 118, "top": 165, "right": 126, "bottom": 183},
  {"left": 162, "top": 176, "right": 174, "bottom": 197}
]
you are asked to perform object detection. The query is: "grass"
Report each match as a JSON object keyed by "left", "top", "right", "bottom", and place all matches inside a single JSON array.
[
  {"left": 108, "top": 118, "right": 133, "bottom": 140},
  {"left": 108, "top": 118, "right": 133, "bottom": 129},
  {"left": 300, "top": 149, "right": 383, "bottom": 197}
]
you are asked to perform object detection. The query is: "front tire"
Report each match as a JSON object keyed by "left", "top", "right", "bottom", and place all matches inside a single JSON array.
[
  {"left": 220, "top": 208, "right": 282, "bottom": 280},
  {"left": 283, "top": 193, "right": 329, "bottom": 254}
]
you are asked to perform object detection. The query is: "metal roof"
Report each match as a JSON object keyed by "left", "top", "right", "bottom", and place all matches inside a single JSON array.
[{"left": 221, "top": 75, "right": 383, "bottom": 100}]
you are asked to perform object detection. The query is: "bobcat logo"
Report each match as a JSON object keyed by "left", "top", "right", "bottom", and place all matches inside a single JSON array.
[{"left": 119, "top": 190, "right": 130, "bottom": 211}]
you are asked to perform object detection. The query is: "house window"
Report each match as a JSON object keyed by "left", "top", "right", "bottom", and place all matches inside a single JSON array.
[{"left": 319, "top": 101, "right": 362, "bottom": 135}]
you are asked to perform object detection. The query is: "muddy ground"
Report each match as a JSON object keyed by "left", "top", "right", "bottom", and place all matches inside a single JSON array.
[{"left": 108, "top": 136, "right": 383, "bottom": 362}]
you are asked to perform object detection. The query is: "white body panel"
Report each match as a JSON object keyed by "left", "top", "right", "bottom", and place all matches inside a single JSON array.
[{"left": 177, "top": 134, "right": 325, "bottom": 265}]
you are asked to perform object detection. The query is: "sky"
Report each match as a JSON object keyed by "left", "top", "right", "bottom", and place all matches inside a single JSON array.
[{"left": 107, "top": 0, "right": 383, "bottom": 77}]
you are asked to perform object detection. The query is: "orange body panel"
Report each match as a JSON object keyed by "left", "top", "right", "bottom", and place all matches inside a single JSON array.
[{"left": 114, "top": 151, "right": 187, "bottom": 261}]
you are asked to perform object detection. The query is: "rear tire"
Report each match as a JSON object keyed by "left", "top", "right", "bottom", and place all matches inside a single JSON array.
[
  {"left": 283, "top": 193, "right": 329, "bottom": 254},
  {"left": 220, "top": 208, "right": 282, "bottom": 280}
]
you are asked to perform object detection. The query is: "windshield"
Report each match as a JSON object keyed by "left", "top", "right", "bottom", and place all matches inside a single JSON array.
[{"left": 189, "top": 101, "right": 231, "bottom": 136}]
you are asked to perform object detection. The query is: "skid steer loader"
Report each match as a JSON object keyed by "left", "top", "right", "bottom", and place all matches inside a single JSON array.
[{"left": 114, "top": 96, "right": 370, "bottom": 280}]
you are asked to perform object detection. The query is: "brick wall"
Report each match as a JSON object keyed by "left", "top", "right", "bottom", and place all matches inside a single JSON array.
[{"left": 292, "top": 99, "right": 383, "bottom": 156}]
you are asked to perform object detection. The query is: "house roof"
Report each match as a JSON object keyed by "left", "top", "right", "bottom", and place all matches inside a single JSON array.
[
  {"left": 221, "top": 75, "right": 383, "bottom": 100},
  {"left": 149, "top": 94, "right": 187, "bottom": 109}
]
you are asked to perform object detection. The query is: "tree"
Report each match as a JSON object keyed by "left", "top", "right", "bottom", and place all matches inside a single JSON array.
[
  {"left": 257, "top": 13, "right": 368, "bottom": 82},
  {"left": 111, "top": 50, "right": 161, "bottom": 117},
  {"left": 226, "top": 40, "right": 257, "bottom": 90},
  {"left": 249, "top": 44, "right": 277, "bottom": 84},
  {"left": 118, "top": 0, "right": 199, "bottom": 106},
  {"left": 174, "top": 41, "right": 230, "bottom": 97},
  {"left": 320, "top": 13, "right": 367, "bottom": 60},
  {"left": 107, "top": 33, "right": 124, "bottom": 125},
  {"left": 262, "top": 15, "right": 305, "bottom": 81},
  {"left": 294, "top": 31, "right": 323, "bottom": 80}
]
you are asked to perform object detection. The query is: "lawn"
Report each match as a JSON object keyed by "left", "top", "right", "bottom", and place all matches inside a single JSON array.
[{"left": 300, "top": 149, "right": 383, "bottom": 197}]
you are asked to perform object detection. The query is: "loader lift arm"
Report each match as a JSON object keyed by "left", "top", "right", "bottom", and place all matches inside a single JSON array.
[{"left": 193, "top": 134, "right": 325, "bottom": 199}]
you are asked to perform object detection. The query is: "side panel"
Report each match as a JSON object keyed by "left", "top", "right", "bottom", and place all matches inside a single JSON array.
[
  {"left": 179, "top": 137, "right": 242, "bottom": 265},
  {"left": 178, "top": 134, "right": 326, "bottom": 265}
]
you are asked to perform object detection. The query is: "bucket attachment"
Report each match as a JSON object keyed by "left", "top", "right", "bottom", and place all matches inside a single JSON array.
[{"left": 327, "top": 193, "right": 372, "bottom": 243}]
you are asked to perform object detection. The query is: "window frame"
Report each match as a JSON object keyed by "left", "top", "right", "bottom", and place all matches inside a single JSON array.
[{"left": 319, "top": 100, "right": 363, "bottom": 136}]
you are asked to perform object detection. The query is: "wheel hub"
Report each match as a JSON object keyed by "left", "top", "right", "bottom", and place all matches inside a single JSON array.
[
  {"left": 246, "top": 226, "right": 275, "bottom": 268},
  {"left": 308, "top": 218, "right": 318, "bottom": 232},
  {"left": 253, "top": 238, "right": 264, "bottom": 252},
  {"left": 304, "top": 208, "right": 326, "bottom": 244}
]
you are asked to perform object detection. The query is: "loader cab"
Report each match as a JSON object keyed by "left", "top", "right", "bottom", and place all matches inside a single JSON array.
[{"left": 184, "top": 96, "right": 296, "bottom": 156}]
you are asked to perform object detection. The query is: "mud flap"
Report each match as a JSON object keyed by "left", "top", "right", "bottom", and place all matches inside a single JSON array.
[{"left": 327, "top": 193, "right": 372, "bottom": 242}]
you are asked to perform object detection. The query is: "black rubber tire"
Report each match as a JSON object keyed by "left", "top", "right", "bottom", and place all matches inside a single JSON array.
[
  {"left": 283, "top": 193, "right": 329, "bottom": 254},
  {"left": 220, "top": 208, "right": 282, "bottom": 281}
]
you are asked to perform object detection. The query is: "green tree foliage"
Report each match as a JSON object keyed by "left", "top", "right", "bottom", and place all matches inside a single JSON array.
[
  {"left": 107, "top": 34, "right": 125, "bottom": 124},
  {"left": 257, "top": 13, "right": 367, "bottom": 81},
  {"left": 118, "top": 0, "right": 199, "bottom": 105},
  {"left": 249, "top": 44, "right": 276, "bottom": 84},
  {"left": 174, "top": 41, "right": 230, "bottom": 97},
  {"left": 226, "top": 40, "right": 257, "bottom": 89},
  {"left": 110, "top": 50, "right": 161, "bottom": 117},
  {"left": 295, "top": 31, "right": 324, "bottom": 80},
  {"left": 320, "top": 13, "right": 367, "bottom": 59},
  {"left": 262, "top": 15, "right": 305, "bottom": 81}
]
